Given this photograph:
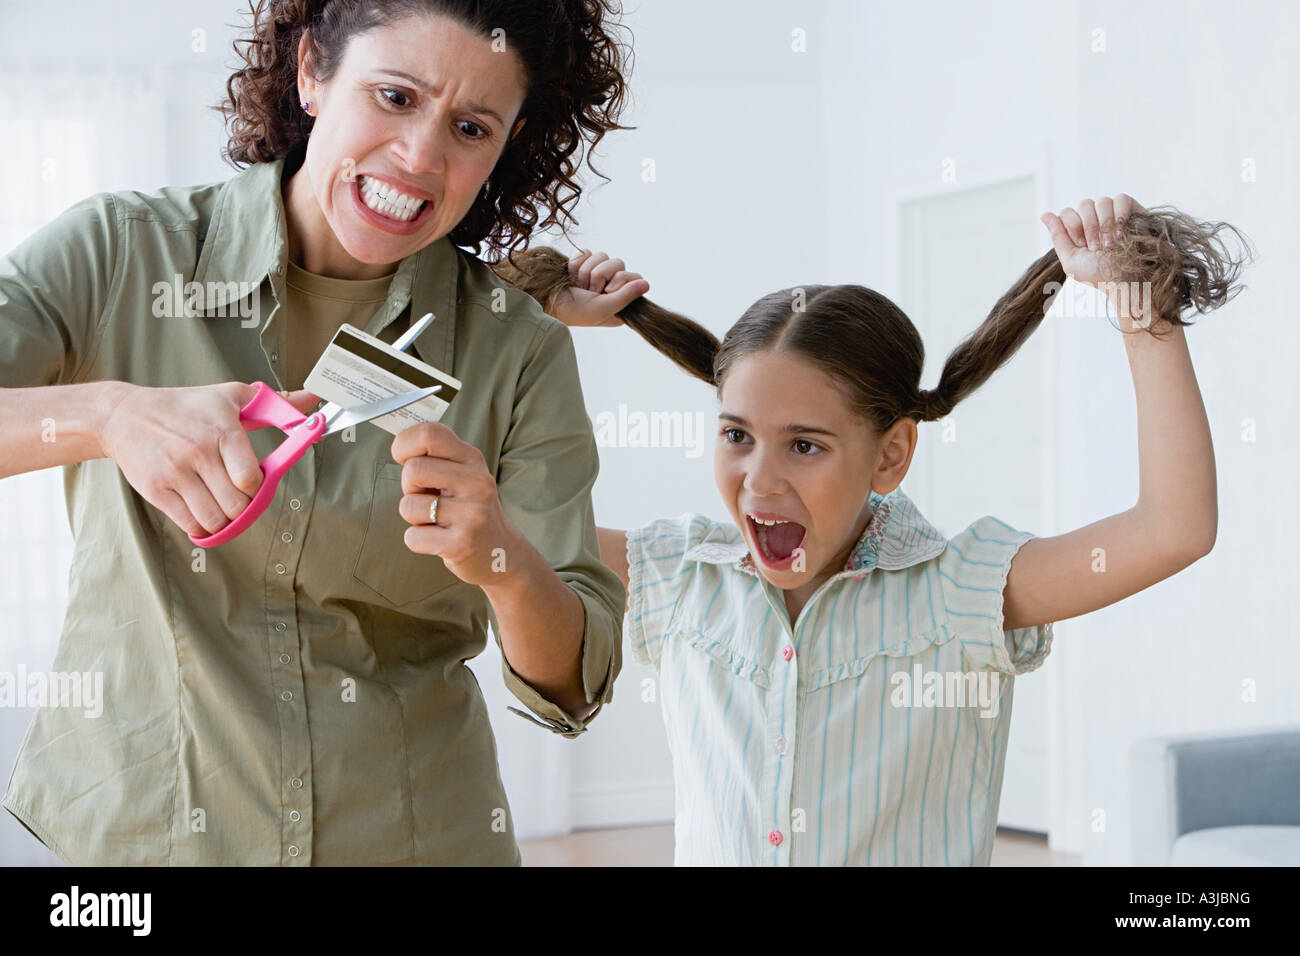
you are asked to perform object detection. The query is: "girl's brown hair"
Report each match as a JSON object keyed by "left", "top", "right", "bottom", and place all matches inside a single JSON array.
[
  {"left": 496, "top": 206, "right": 1251, "bottom": 431},
  {"left": 216, "top": 0, "right": 632, "bottom": 257}
]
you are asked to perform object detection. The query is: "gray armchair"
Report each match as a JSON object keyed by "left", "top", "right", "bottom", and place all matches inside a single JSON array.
[{"left": 1130, "top": 724, "right": 1300, "bottom": 865}]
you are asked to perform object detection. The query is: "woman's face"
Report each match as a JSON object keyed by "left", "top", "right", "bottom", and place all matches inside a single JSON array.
[
  {"left": 295, "top": 13, "right": 528, "bottom": 269},
  {"left": 714, "top": 349, "right": 917, "bottom": 600}
]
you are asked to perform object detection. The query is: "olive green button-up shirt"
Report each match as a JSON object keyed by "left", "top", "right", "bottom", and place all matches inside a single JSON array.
[{"left": 0, "top": 155, "right": 625, "bottom": 865}]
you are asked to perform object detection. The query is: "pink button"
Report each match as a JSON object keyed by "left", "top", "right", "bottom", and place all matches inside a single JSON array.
[
  {"left": 768, "top": 829, "right": 783, "bottom": 846},
  {"left": 781, "top": 646, "right": 794, "bottom": 661}
]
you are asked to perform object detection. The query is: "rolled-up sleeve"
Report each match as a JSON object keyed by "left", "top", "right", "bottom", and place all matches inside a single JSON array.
[
  {"left": 0, "top": 192, "right": 118, "bottom": 387},
  {"left": 486, "top": 316, "right": 625, "bottom": 738}
]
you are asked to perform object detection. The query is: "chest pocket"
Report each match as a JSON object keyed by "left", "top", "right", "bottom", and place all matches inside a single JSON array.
[{"left": 352, "top": 461, "right": 463, "bottom": 607}]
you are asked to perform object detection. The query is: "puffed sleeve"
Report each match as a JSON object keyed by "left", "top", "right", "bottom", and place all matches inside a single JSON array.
[
  {"left": 0, "top": 192, "right": 119, "bottom": 386},
  {"left": 939, "top": 515, "right": 1054, "bottom": 676},
  {"left": 486, "top": 318, "right": 627, "bottom": 739},
  {"left": 625, "top": 512, "right": 720, "bottom": 671}
]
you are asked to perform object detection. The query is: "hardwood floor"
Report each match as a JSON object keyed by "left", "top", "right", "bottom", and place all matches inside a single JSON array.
[{"left": 519, "top": 824, "right": 1081, "bottom": 866}]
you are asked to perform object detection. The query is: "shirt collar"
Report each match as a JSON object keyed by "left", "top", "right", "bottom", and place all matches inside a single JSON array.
[
  {"left": 683, "top": 486, "right": 949, "bottom": 580},
  {"left": 192, "top": 154, "right": 463, "bottom": 375}
]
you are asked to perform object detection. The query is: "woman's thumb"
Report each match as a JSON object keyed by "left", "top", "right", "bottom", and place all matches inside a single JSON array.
[
  {"left": 282, "top": 388, "right": 322, "bottom": 416},
  {"left": 607, "top": 278, "right": 650, "bottom": 319}
]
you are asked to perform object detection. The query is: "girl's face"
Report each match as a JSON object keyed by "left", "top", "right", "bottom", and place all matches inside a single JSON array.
[
  {"left": 714, "top": 349, "right": 917, "bottom": 601},
  {"left": 293, "top": 13, "right": 528, "bottom": 272}
]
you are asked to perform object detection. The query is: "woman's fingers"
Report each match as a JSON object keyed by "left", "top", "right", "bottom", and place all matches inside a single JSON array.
[
  {"left": 576, "top": 251, "right": 610, "bottom": 290},
  {"left": 587, "top": 256, "right": 626, "bottom": 293},
  {"left": 152, "top": 488, "right": 205, "bottom": 539},
  {"left": 173, "top": 466, "right": 239, "bottom": 536},
  {"left": 604, "top": 270, "right": 644, "bottom": 294},
  {"left": 1077, "top": 199, "right": 1101, "bottom": 250},
  {"left": 218, "top": 427, "right": 264, "bottom": 500},
  {"left": 567, "top": 248, "right": 592, "bottom": 278}
]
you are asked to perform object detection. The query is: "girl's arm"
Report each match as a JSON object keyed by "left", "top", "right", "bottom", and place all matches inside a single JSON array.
[
  {"left": 1001, "top": 195, "right": 1218, "bottom": 631},
  {"left": 597, "top": 527, "right": 631, "bottom": 612}
]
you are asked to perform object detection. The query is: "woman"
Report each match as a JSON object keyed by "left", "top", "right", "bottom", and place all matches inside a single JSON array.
[{"left": 0, "top": 0, "right": 646, "bottom": 865}]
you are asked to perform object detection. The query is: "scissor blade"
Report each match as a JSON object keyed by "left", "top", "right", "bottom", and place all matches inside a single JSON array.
[
  {"left": 321, "top": 385, "right": 442, "bottom": 436},
  {"left": 393, "top": 312, "right": 436, "bottom": 352}
]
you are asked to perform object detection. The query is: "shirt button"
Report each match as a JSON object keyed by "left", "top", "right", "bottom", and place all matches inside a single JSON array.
[
  {"left": 290, "top": 777, "right": 303, "bottom": 789},
  {"left": 281, "top": 531, "right": 293, "bottom": 543},
  {"left": 276, "top": 622, "right": 287, "bottom": 632},
  {"left": 768, "top": 829, "right": 784, "bottom": 846},
  {"left": 281, "top": 690, "right": 293, "bottom": 702},
  {"left": 289, "top": 810, "right": 301, "bottom": 822},
  {"left": 270, "top": 351, "right": 279, "bottom": 362},
  {"left": 289, "top": 498, "right": 302, "bottom": 510},
  {"left": 279, "top": 653, "right": 291, "bottom": 664},
  {"left": 775, "top": 736, "right": 787, "bottom": 755},
  {"left": 781, "top": 646, "right": 794, "bottom": 661},
  {"left": 274, "top": 563, "right": 287, "bottom": 575},
  {"left": 288, "top": 844, "right": 299, "bottom": 857}
]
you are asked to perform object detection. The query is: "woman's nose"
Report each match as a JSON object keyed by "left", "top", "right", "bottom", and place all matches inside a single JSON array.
[{"left": 395, "top": 120, "right": 449, "bottom": 178}]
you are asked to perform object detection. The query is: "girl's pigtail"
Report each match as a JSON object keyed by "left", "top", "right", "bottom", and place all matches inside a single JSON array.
[
  {"left": 922, "top": 206, "right": 1252, "bottom": 422},
  {"left": 490, "top": 246, "right": 722, "bottom": 386}
]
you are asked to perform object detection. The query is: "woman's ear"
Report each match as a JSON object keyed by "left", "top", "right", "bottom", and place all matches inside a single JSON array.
[{"left": 297, "top": 32, "right": 318, "bottom": 104}]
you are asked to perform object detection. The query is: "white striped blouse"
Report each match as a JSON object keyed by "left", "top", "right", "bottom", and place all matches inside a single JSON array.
[{"left": 625, "top": 486, "right": 1054, "bottom": 866}]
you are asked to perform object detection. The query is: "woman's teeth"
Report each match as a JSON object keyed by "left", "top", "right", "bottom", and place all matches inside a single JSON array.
[{"left": 359, "top": 175, "right": 427, "bottom": 222}]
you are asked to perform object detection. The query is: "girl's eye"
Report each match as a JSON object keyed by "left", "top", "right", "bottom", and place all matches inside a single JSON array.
[
  {"left": 793, "top": 439, "right": 821, "bottom": 455},
  {"left": 379, "top": 88, "right": 411, "bottom": 109},
  {"left": 720, "top": 427, "right": 746, "bottom": 444}
]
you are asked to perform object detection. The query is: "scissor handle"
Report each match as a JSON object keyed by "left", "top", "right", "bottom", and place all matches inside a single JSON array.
[{"left": 188, "top": 382, "right": 327, "bottom": 548}]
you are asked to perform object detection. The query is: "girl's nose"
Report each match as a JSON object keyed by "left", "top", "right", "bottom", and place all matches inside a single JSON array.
[{"left": 743, "top": 456, "right": 788, "bottom": 498}]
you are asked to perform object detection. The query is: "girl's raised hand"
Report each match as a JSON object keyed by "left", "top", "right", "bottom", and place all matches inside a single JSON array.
[
  {"left": 550, "top": 249, "right": 651, "bottom": 327},
  {"left": 1040, "top": 193, "right": 1146, "bottom": 288}
]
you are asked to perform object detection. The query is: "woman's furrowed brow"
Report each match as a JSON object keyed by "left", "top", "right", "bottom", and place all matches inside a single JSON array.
[{"left": 372, "top": 69, "right": 505, "bottom": 123}]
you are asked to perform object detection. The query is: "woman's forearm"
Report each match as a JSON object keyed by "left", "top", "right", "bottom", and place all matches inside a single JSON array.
[
  {"left": 1118, "top": 310, "right": 1217, "bottom": 554},
  {"left": 0, "top": 380, "right": 127, "bottom": 479},
  {"left": 480, "top": 527, "right": 591, "bottom": 717}
]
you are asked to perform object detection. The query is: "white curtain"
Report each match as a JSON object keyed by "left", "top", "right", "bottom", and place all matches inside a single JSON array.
[{"left": 0, "top": 66, "right": 167, "bottom": 865}]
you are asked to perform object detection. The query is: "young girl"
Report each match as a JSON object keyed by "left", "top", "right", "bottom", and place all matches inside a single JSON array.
[{"left": 497, "top": 193, "right": 1248, "bottom": 866}]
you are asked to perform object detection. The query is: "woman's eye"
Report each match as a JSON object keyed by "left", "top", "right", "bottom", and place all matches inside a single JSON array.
[
  {"left": 456, "top": 120, "right": 487, "bottom": 139},
  {"left": 793, "top": 439, "right": 820, "bottom": 455},
  {"left": 720, "top": 427, "right": 746, "bottom": 444},
  {"left": 379, "top": 88, "right": 411, "bottom": 109}
]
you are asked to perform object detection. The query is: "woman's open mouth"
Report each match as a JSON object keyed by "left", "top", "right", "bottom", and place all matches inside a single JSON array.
[
  {"left": 351, "top": 174, "right": 436, "bottom": 235},
  {"left": 745, "top": 512, "right": 808, "bottom": 571}
]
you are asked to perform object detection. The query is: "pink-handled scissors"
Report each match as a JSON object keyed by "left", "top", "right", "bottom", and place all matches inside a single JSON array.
[{"left": 188, "top": 380, "right": 441, "bottom": 548}]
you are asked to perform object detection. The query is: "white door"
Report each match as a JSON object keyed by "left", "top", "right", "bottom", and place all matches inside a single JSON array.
[{"left": 900, "top": 176, "right": 1055, "bottom": 832}]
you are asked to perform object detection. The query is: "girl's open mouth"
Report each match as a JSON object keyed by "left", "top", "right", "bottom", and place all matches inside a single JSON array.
[{"left": 746, "top": 513, "right": 808, "bottom": 570}]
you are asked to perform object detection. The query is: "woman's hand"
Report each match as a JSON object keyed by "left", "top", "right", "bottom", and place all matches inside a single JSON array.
[
  {"left": 548, "top": 249, "right": 650, "bottom": 327},
  {"left": 100, "top": 382, "right": 320, "bottom": 538},
  {"left": 390, "top": 421, "right": 522, "bottom": 588},
  {"left": 1040, "top": 193, "right": 1147, "bottom": 287}
]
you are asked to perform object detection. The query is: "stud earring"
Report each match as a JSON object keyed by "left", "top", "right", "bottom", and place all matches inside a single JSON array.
[{"left": 302, "top": 101, "right": 313, "bottom": 115}]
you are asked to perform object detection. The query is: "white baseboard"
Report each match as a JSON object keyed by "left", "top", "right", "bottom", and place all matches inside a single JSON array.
[{"left": 571, "top": 781, "right": 675, "bottom": 830}]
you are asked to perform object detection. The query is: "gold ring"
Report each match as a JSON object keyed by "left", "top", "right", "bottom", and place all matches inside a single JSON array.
[{"left": 428, "top": 495, "right": 440, "bottom": 525}]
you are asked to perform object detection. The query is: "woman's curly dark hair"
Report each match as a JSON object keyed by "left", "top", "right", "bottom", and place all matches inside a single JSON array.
[{"left": 214, "top": 0, "right": 633, "bottom": 257}]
